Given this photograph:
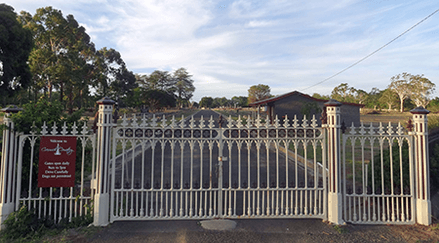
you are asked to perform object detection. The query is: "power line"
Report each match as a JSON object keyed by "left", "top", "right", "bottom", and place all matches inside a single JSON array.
[{"left": 301, "top": 8, "right": 439, "bottom": 92}]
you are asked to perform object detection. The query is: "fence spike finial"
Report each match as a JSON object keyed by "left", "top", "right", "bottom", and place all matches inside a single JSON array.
[
  {"left": 368, "top": 122, "right": 375, "bottom": 135},
  {"left": 302, "top": 115, "right": 308, "bottom": 128},
  {"left": 283, "top": 115, "right": 289, "bottom": 128},
  {"left": 161, "top": 115, "right": 167, "bottom": 128},
  {"left": 81, "top": 121, "right": 88, "bottom": 135},
  {"left": 397, "top": 122, "right": 404, "bottom": 135},
  {"left": 387, "top": 121, "right": 394, "bottom": 135},
  {"left": 72, "top": 122, "right": 78, "bottom": 135},
  {"left": 61, "top": 122, "right": 68, "bottom": 135},
  {"left": 131, "top": 115, "right": 138, "bottom": 128},
  {"left": 121, "top": 113, "right": 128, "bottom": 127},
  {"left": 51, "top": 122, "right": 57, "bottom": 135},
  {"left": 359, "top": 122, "right": 366, "bottom": 135},
  {"left": 208, "top": 115, "right": 215, "bottom": 128},
  {"left": 274, "top": 115, "right": 280, "bottom": 128},
  {"left": 236, "top": 115, "right": 243, "bottom": 128},
  {"left": 227, "top": 115, "right": 234, "bottom": 128},
  {"left": 151, "top": 114, "right": 158, "bottom": 127},
  {"left": 378, "top": 122, "right": 384, "bottom": 135},
  {"left": 311, "top": 115, "right": 317, "bottom": 128},
  {"left": 41, "top": 121, "right": 48, "bottom": 135},
  {"left": 292, "top": 115, "right": 298, "bottom": 128}
]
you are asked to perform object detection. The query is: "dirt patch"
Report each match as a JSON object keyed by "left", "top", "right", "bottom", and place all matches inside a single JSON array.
[{"left": 389, "top": 223, "right": 439, "bottom": 242}]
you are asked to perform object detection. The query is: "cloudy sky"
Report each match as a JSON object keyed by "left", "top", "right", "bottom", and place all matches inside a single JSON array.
[{"left": 7, "top": 0, "right": 439, "bottom": 102}]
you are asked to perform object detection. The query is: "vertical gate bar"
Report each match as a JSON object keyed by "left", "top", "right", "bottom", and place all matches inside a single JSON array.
[
  {"left": 170, "top": 142, "right": 175, "bottom": 217},
  {"left": 15, "top": 136, "right": 24, "bottom": 211},
  {"left": 91, "top": 134, "right": 96, "bottom": 204},
  {"left": 199, "top": 141, "right": 203, "bottom": 217},
  {"left": 110, "top": 129, "right": 116, "bottom": 221},
  {"left": 80, "top": 139, "right": 85, "bottom": 216},
  {"left": 228, "top": 142, "right": 232, "bottom": 216},
  {"left": 166, "top": 191, "right": 169, "bottom": 217},
  {"left": 180, "top": 141, "right": 184, "bottom": 217},
  {"left": 370, "top": 137, "right": 376, "bottom": 221},
  {"left": 161, "top": 141, "right": 166, "bottom": 217},
  {"left": 275, "top": 142, "right": 279, "bottom": 215},
  {"left": 190, "top": 142, "right": 194, "bottom": 217},
  {"left": 243, "top": 189, "right": 247, "bottom": 216},
  {"left": 151, "top": 141, "right": 155, "bottom": 199},
  {"left": 380, "top": 137, "right": 385, "bottom": 221},
  {"left": 285, "top": 140, "right": 289, "bottom": 214},
  {"left": 399, "top": 141, "right": 405, "bottom": 221},
  {"left": 304, "top": 141, "right": 308, "bottom": 215},
  {"left": 140, "top": 142, "right": 145, "bottom": 217},
  {"left": 322, "top": 127, "right": 327, "bottom": 219},
  {"left": 155, "top": 191, "right": 158, "bottom": 217},
  {"left": 28, "top": 138, "right": 36, "bottom": 209},
  {"left": 146, "top": 191, "right": 149, "bottom": 217},
  {"left": 131, "top": 140, "right": 136, "bottom": 217},
  {"left": 390, "top": 139, "right": 395, "bottom": 222},
  {"left": 218, "top": 130, "right": 223, "bottom": 217},
  {"left": 408, "top": 135, "right": 414, "bottom": 222}
]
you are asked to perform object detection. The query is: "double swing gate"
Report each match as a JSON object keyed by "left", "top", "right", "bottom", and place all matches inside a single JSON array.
[{"left": 110, "top": 113, "right": 327, "bottom": 221}]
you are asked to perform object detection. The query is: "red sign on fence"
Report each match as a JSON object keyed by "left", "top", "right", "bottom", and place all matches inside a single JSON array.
[{"left": 38, "top": 136, "right": 76, "bottom": 187}]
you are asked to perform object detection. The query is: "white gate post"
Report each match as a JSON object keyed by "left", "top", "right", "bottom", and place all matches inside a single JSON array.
[
  {"left": 410, "top": 106, "right": 431, "bottom": 225},
  {"left": 0, "top": 105, "right": 22, "bottom": 229},
  {"left": 93, "top": 97, "right": 115, "bottom": 226},
  {"left": 325, "top": 100, "right": 344, "bottom": 224}
]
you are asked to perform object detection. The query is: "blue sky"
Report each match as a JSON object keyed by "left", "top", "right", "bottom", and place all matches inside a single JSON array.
[{"left": 8, "top": 0, "right": 439, "bottom": 102}]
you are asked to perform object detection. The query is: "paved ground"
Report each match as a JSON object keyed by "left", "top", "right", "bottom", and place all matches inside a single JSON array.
[{"left": 85, "top": 218, "right": 416, "bottom": 243}]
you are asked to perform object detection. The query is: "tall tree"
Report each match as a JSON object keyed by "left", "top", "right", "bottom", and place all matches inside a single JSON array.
[
  {"left": 94, "top": 47, "right": 124, "bottom": 97},
  {"left": 409, "top": 74, "right": 435, "bottom": 107},
  {"left": 20, "top": 7, "right": 96, "bottom": 110},
  {"left": 248, "top": 84, "right": 271, "bottom": 104},
  {"left": 0, "top": 4, "right": 33, "bottom": 104},
  {"left": 388, "top": 73, "right": 412, "bottom": 112},
  {"left": 173, "top": 68, "right": 195, "bottom": 108},
  {"left": 145, "top": 70, "right": 175, "bottom": 93}
]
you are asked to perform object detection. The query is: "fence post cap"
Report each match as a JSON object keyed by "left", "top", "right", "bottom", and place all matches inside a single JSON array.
[
  {"left": 96, "top": 97, "right": 115, "bottom": 105},
  {"left": 324, "top": 99, "right": 342, "bottom": 107},
  {"left": 410, "top": 106, "right": 430, "bottom": 115},
  {"left": 1, "top": 105, "right": 23, "bottom": 113}
]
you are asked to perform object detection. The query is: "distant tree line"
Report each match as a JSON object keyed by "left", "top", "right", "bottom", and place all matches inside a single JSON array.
[{"left": 313, "top": 73, "right": 436, "bottom": 112}]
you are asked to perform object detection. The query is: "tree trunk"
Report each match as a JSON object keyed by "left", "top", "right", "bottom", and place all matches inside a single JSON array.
[{"left": 400, "top": 98, "right": 404, "bottom": 112}]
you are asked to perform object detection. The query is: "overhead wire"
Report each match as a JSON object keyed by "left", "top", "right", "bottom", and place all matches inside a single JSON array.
[{"left": 301, "top": 8, "right": 439, "bottom": 92}]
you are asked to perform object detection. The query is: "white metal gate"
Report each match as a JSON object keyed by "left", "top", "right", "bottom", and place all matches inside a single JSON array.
[
  {"left": 342, "top": 122, "right": 415, "bottom": 224},
  {"left": 110, "top": 113, "right": 327, "bottom": 221}
]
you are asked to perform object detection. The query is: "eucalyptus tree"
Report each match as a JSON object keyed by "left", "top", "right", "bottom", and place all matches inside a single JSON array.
[
  {"left": 0, "top": 4, "right": 33, "bottom": 104},
  {"left": 409, "top": 74, "right": 435, "bottom": 107},
  {"left": 388, "top": 73, "right": 412, "bottom": 112},
  {"left": 19, "top": 7, "right": 96, "bottom": 110}
]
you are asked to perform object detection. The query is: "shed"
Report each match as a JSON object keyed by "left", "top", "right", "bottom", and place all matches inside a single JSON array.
[{"left": 249, "top": 91, "right": 364, "bottom": 126}]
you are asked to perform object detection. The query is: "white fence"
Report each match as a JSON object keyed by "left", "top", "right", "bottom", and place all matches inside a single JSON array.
[
  {"left": 15, "top": 122, "right": 95, "bottom": 223},
  {"left": 0, "top": 99, "right": 432, "bottom": 228}
]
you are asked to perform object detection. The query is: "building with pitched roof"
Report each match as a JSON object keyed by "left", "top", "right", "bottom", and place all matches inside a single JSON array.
[{"left": 249, "top": 91, "right": 364, "bottom": 126}]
